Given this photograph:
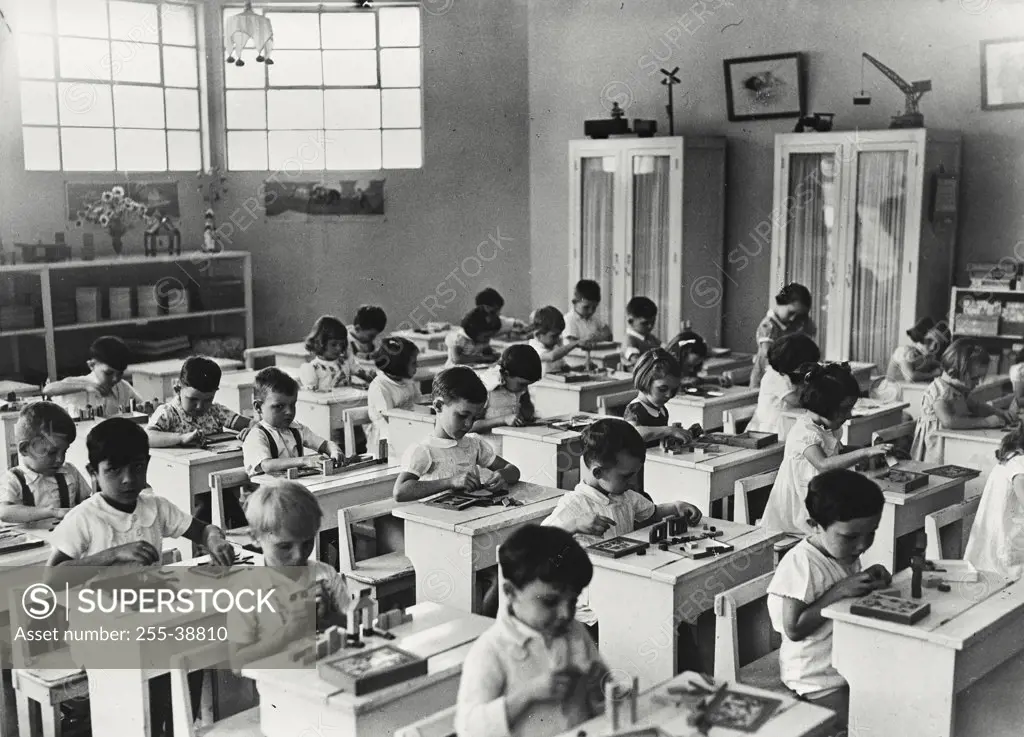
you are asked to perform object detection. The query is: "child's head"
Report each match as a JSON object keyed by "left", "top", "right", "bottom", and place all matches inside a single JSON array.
[
  {"left": 532, "top": 306, "right": 565, "bottom": 349},
  {"left": 997, "top": 422, "right": 1024, "bottom": 463},
  {"left": 461, "top": 306, "right": 502, "bottom": 344},
  {"left": 805, "top": 469, "right": 884, "bottom": 564},
  {"left": 253, "top": 367, "right": 299, "bottom": 428},
  {"left": 498, "top": 345, "right": 542, "bottom": 393},
  {"left": 475, "top": 287, "right": 505, "bottom": 315},
  {"left": 374, "top": 337, "right": 419, "bottom": 380},
  {"left": 906, "top": 316, "right": 935, "bottom": 346},
  {"left": 773, "top": 283, "right": 812, "bottom": 323},
  {"left": 626, "top": 296, "right": 658, "bottom": 337},
  {"left": 580, "top": 418, "right": 646, "bottom": 496},
  {"left": 667, "top": 330, "right": 708, "bottom": 376},
  {"left": 768, "top": 334, "right": 821, "bottom": 383},
  {"left": 925, "top": 325, "right": 951, "bottom": 359},
  {"left": 633, "top": 348, "right": 681, "bottom": 407},
  {"left": 799, "top": 362, "right": 861, "bottom": 429},
  {"left": 352, "top": 305, "right": 387, "bottom": 344},
  {"left": 246, "top": 481, "right": 321, "bottom": 566},
  {"left": 500, "top": 524, "right": 593, "bottom": 636},
  {"left": 86, "top": 418, "right": 150, "bottom": 503},
  {"left": 175, "top": 356, "right": 222, "bottom": 417},
  {"left": 87, "top": 335, "right": 132, "bottom": 389},
  {"left": 572, "top": 279, "right": 602, "bottom": 319},
  {"left": 431, "top": 367, "right": 488, "bottom": 440},
  {"left": 304, "top": 315, "right": 349, "bottom": 362},
  {"left": 15, "top": 402, "right": 76, "bottom": 475},
  {"left": 941, "top": 338, "right": 990, "bottom": 388}
]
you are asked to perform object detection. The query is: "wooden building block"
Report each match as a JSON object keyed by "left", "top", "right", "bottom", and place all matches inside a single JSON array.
[{"left": 850, "top": 593, "right": 931, "bottom": 625}]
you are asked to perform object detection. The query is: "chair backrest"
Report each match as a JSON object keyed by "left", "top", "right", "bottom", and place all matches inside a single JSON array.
[
  {"left": 723, "top": 403, "right": 757, "bottom": 434},
  {"left": 338, "top": 498, "right": 403, "bottom": 575},
  {"left": 242, "top": 346, "right": 276, "bottom": 370},
  {"left": 170, "top": 642, "right": 231, "bottom": 737},
  {"left": 597, "top": 389, "right": 637, "bottom": 418},
  {"left": 395, "top": 706, "right": 456, "bottom": 737},
  {"left": 713, "top": 571, "right": 779, "bottom": 683},
  {"left": 732, "top": 469, "right": 777, "bottom": 525},
  {"left": 722, "top": 365, "right": 752, "bottom": 387},
  {"left": 925, "top": 497, "right": 983, "bottom": 560},
  {"left": 208, "top": 467, "right": 252, "bottom": 530},
  {"left": 343, "top": 406, "right": 372, "bottom": 458}
]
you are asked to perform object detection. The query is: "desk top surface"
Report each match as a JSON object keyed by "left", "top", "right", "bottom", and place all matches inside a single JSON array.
[
  {"left": 858, "top": 460, "right": 967, "bottom": 507},
  {"left": 125, "top": 357, "right": 243, "bottom": 377},
  {"left": 646, "top": 441, "right": 785, "bottom": 472},
  {"left": 934, "top": 426, "right": 1008, "bottom": 444},
  {"left": 492, "top": 412, "right": 601, "bottom": 444},
  {"left": 250, "top": 462, "right": 400, "bottom": 491},
  {"left": 296, "top": 387, "right": 368, "bottom": 406},
  {"left": 0, "top": 380, "right": 40, "bottom": 397},
  {"left": 392, "top": 481, "right": 562, "bottom": 533},
  {"left": 534, "top": 371, "right": 633, "bottom": 393},
  {"left": 667, "top": 384, "right": 759, "bottom": 408}
]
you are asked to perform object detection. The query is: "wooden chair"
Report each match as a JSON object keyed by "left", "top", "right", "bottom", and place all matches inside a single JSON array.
[
  {"left": 733, "top": 469, "right": 801, "bottom": 565},
  {"left": 241, "top": 346, "right": 277, "bottom": 370},
  {"left": 170, "top": 643, "right": 260, "bottom": 737},
  {"left": 395, "top": 706, "right": 456, "bottom": 737},
  {"left": 722, "top": 403, "right": 757, "bottom": 434},
  {"left": 596, "top": 389, "right": 636, "bottom": 418},
  {"left": 925, "top": 497, "right": 982, "bottom": 560},
  {"left": 343, "top": 407, "right": 372, "bottom": 457},
  {"left": 208, "top": 468, "right": 255, "bottom": 540},
  {"left": 713, "top": 572, "right": 786, "bottom": 692},
  {"left": 338, "top": 499, "right": 415, "bottom": 603}
]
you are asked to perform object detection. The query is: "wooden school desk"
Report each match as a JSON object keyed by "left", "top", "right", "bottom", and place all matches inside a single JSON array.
[
  {"left": 296, "top": 387, "right": 368, "bottom": 445},
  {"left": 391, "top": 327, "right": 452, "bottom": 352},
  {"left": 824, "top": 569, "right": 1024, "bottom": 737},
  {"left": 492, "top": 416, "right": 589, "bottom": 490},
  {"left": 124, "top": 357, "right": 244, "bottom": 403},
  {"left": 393, "top": 482, "right": 563, "bottom": 613},
  {"left": 898, "top": 373, "right": 1010, "bottom": 420},
  {"left": 586, "top": 518, "right": 784, "bottom": 690},
  {"left": 703, "top": 350, "right": 755, "bottom": 377},
  {"left": 666, "top": 385, "right": 759, "bottom": 431},
  {"left": 529, "top": 372, "right": 633, "bottom": 418},
  {"left": 934, "top": 427, "right": 1002, "bottom": 499},
  {"left": 849, "top": 361, "right": 876, "bottom": 392},
  {"left": 0, "top": 381, "right": 38, "bottom": 399}
]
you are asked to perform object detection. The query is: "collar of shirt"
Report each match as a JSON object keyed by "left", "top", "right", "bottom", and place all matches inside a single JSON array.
[
  {"left": 258, "top": 419, "right": 298, "bottom": 434},
  {"left": 497, "top": 605, "right": 547, "bottom": 648},
  {"left": 87, "top": 490, "right": 158, "bottom": 531},
  {"left": 630, "top": 393, "right": 662, "bottom": 418},
  {"left": 573, "top": 481, "right": 621, "bottom": 507},
  {"left": 377, "top": 373, "right": 407, "bottom": 390},
  {"left": 424, "top": 435, "right": 459, "bottom": 449},
  {"left": 625, "top": 327, "right": 649, "bottom": 342},
  {"left": 15, "top": 464, "right": 47, "bottom": 484},
  {"left": 939, "top": 375, "right": 971, "bottom": 394}
]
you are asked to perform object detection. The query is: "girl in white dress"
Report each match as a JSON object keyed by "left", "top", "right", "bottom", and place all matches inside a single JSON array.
[
  {"left": 965, "top": 423, "right": 1024, "bottom": 579},
  {"left": 366, "top": 337, "right": 421, "bottom": 454},
  {"left": 747, "top": 333, "right": 821, "bottom": 436},
  {"left": 298, "top": 315, "right": 360, "bottom": 392}
]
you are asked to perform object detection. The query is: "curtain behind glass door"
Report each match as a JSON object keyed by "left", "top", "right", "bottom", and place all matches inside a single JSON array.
[
  {"left": 631, "top": 155, "right": 671, "bottom": 341},
  {"left": 580, "top": 157, "right": 616, "bottom": 328}
]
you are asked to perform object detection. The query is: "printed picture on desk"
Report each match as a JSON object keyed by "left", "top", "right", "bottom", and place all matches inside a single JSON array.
[
  {"left": 263, "top": 180, "right": 385, "bottom": 220},
  {"left": 66, "top": 182, "right": 180, "bottom": 221}
]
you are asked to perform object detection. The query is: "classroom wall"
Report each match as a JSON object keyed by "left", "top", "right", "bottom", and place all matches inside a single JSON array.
[{"left": 528, "top": 0, "right": 1024, "bottom": 350}]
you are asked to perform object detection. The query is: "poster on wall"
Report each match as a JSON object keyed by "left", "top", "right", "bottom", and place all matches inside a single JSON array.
[
  {"left": 66, "top": 182, "right": 180, "bottom": 221},
  {"left": 263, "top": 180, "right": 385, "bottom": 220},
  {"left": 981, "top": 37, "right": 1024, "bottom": 110}
]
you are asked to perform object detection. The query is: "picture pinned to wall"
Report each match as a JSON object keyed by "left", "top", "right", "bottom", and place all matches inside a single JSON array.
[
  {"left": 723, "top": 52, "right": 805, "bottom": 121},
  {"left": 66, "top": 182, "right": 180, "bottom": 221},
  {"left": 263, "top": 180, "right": 385, "bottom": 221},
  {"left": 981, "top": 37, "right": 1024, "bottom": 111}
]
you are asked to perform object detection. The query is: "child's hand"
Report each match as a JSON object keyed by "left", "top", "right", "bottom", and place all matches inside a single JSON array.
[
  {"left": 866, "top": 443, "right": 894, "bottom": 457},
  {"left": 986, "top": 414, "right": 1006, "bottom": 428},
  {"left": 673, "top": 503, "right": 702, "bottom": 525},
  {"left": 49, "top": 508, "right": 70, "bottom": 521},
  {"left": 864, "top": 563, "right": 892, "bottom": 588},
  {"left": 719, "top": 372, "right": 734, "bottom": 388},
  {"left": 329, "top": 448, "right": 347, "bottom": 466},
  {"left": 452, "top": 467, "right": 482, "bottom": 492},
  {"left": 482, "top": 473, "right": 507, "bottom": 493},
  {"left": 505, "top": 413, "right": 526, "bottom": 427},
  {"left": 111, "top": 541, "right": 161, "bottom": 566},
  {"left": 996, "top": 408, "right": 1016, "bottom": 425},
  {"left": 669, "top": 426, "right": 693, "bottom": 444},
  {"left": 576, "top": 513, "right": 615, "bottom": 537},
  {"left": 528, "top": 668, "right": 583, "bottom": 704},
  {"left": 831, "top": 571, "right": 880, "bottom": 600},
  {"left": 180, "top": 430, "right": 203, "bottom": 446}
]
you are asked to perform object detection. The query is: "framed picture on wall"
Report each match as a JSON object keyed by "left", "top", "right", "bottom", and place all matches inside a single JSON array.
[
  {"left": 981, "top": 37, "right": 1024, "bottom": 110},
  {"left": 723, "top": 52, "right": 805, "bottom": 121}
]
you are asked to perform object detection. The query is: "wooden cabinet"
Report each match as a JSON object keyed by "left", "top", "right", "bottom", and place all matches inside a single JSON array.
[
  {"left": 769, "top": 129, "right": 961, "bottom": 366},
  {"left": 568, "top": 136, "right": 726, "bottom": 345}
]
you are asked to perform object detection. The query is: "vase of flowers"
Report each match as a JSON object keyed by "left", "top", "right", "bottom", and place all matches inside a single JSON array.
[{"left": 74, "top": 185, "right": 156, "bottom": 257}]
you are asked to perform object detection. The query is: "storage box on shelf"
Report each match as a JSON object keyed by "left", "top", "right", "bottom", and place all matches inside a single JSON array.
[
  {"left": 950, "top": 286, "right": 1024, "bottom": 343},
  {"left": 75, "top": 287, "right": 102, "bottom": 323}
]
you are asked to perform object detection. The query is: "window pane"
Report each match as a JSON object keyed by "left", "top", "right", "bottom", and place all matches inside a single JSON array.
[
  {"left": 20, "top": 81, "right": 58, "bottom": 125},
  {"left": 383, "top": 129, "right": 421, "bottom": 169},
  {"left": 225, "top": 90, "right": 266, "bottom": 129},
  {"left": 161, "top": 3, "right": 197, "bottom": 46},
  {"left": 324, "top": 89, "right": 380, "bottom": 129},
  {"left": 380, "top": 48, "right": 420, "bottom": 88},
  {"left": 61, "top": 127, "right": 115, "bottom": 170},
  {"left": 18, "top": 35, "right": 55, "bottom": 79},
  {"left": 59, "top": 38, "right": 111, "bottom": 80},
  {"left": 167, "top": 130, "right": 201, "bottom": 170},
  {"left": 381, "top": 89, "right": 420, "bottom": 128},
  {"left": 116, "top": 128, "right": 167, "bottom": 171},
  {"left": 114, "top": 85, "right": 165, "bottom": 128},
  {"left": 163, "top": 46, "right": 199, "bottom": 88},
  {"left": 378, "top": 8, "right": 420, "bottom": 47},
  {"left": 264, "top": 12, "right": 320, "bottom": 49},
  {"left": 326, "top": 129, "right": 380, "bottom": 170},
  {"left": 22, "top": 127, "right": 61, "bottom": 170},
  {"left": 110, "top": 41, "right": 161, "bottom": 83},
  {"left": 165, "top": 88, "right": 199, "bottom": 129},
  {"left": 228, "top": 131, "right": 268, "bottom": 170},
  {"left": 58, "top": 82, "right": 113, "bottom": 126},
  {"left": 322, "top": 51, "right": 377, "bottom": 86},
  {"left": 269, "top": 131, "right": 326, "bottom": 172},
  {"left": 267, "top": 90, "right": 323, "bottom": 129},
  {"left": 109, "top": 1, "right": 158, "bottom": 42},
  {"left": 224, "top": 58, "right": 266, "bottom": 88},
  {"left": 320, "top": 13, "right": 376, "bottom": 49},
  {"left": 269, "top": 51, "right": 323, "bottom": 87},
  {"left": 16, "top": 0, "right": 53, "bottom": 35},
  {"left": 57, "top": 0, "right": 108, "bottom": 39}
]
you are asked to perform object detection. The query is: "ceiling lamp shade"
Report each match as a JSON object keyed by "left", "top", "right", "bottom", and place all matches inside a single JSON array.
[{"left": 225, "top": 1, "right": 274, "bottom": 66}]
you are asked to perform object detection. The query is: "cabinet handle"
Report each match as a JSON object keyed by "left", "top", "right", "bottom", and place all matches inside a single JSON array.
[{"left": 613, "top": 252, "right": 620, "bottom": 276}]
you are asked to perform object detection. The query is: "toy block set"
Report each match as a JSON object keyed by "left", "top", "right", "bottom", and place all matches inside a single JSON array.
[
  {"left": 286, "top": 440, "right": 389, "bottom": 480},
  {"left": 544, "top": 368, "right": 611, "bottom": 384},
  {"left": 588, "top": 518, "right": 731, "bottom": 559},
  {"left": 875, "top": 468, "right": 929, "bottom": 493},
  {"left": 850, "top": 593, "right": 931, "bottom": 625},
  {"left": 700, "top": 431, "right": 779, "bottom": 450}
]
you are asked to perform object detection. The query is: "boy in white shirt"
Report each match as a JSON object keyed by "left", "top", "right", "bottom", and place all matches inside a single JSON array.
[
  {"left": 476, "top": 287, "right": 528, "bottom": 335},
  {"left": 529, "top": 306, "right": 578, "bottom": 376},
  {"left": 347, "top": 304, "right": 387, "bottom": 380},
  {"left": 43, "top": 335, "right": 142, "bottom": 416},
  {"left": 563, "top": 279, "right": 612, "bottom": 345}
]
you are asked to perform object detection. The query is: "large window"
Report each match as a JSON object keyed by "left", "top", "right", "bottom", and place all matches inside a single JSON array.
[
  {"left": 16, "top": 0, "right": 203, "bottom": 172},
  {"left": 224, "top": 6, "right": 422, "bottom": 171}
]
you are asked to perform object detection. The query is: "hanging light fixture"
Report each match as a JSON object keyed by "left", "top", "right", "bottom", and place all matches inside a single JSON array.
[{"left": 225, "top": 1, "right": 274, "bottom": 67}]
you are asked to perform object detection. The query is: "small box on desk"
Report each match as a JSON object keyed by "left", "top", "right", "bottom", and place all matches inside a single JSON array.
[
  {"left": 108, "top": 287, "right": 133, "bottom": 320},
  {"left": 317, "top": 645, "right": 427, "bottom": 695},
  {"left": 75, "top": 287, "right": 102, "bottom": 323}
]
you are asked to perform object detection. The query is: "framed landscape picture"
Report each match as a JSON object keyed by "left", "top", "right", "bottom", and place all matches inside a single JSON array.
[
  {"left": 981, "top": 37, "right": 1024, "bottom": 110},
  {"left": 724, "top": 52, "right": 805, "bottom": 121}
]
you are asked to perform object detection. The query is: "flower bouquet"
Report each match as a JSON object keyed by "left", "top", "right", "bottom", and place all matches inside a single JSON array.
[{"left": 73, "top": 185, "right": 158, "bottom": 256}]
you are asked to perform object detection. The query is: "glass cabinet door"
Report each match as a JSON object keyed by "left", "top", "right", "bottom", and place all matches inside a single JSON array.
[
  {"left": 628, "top": 153, "right": 673, "bottom": 342},
  {"left": 578, "top": 156, "right": 617, "bottom": 330}
]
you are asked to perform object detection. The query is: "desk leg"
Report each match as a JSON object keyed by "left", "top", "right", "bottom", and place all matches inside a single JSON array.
[
  {"left": 88, "top": 669, "right": 152, "bottom": 736},
  {"left": 405, "top": 525, "right": 477, "bottom": 613}
]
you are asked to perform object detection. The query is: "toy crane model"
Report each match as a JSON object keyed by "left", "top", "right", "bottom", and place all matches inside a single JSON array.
[{"left": 854, "top": 53, "right": 931, "bottom": 128}]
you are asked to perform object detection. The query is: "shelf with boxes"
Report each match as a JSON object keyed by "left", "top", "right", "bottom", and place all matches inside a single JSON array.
[{"left": 951, "top": 286, "right": 1024, "bottom": 340}]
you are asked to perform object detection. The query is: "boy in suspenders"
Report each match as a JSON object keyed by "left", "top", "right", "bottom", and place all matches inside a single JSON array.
[{"left": 0, "top": 402, "right": 88, "bottom": 523}]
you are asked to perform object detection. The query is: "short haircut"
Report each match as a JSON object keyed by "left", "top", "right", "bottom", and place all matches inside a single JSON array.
[
  {"left": 374, "top": 337, "right": 419, "bottom": 379},
  {"left": 799, "top": 362, "right": 861, "bottom": 418},
  {"left": 254, "top": 367, "right": 299, "bottom": 403},
  {"left": 303, "top": 315, "right": 348, "bottom": 358},
  {"left": 500, "top": 524, "right": 593, "bottom": 592},
  {"left": 768, "top": 333, "right": 821, "bottom": 381},
  {"left": 499, "top": 344, "right": 542, "bottom": 383},
  {"left": 997, "top": 422, "right": 1024, "bottom": 463},
  {"left": 626, "top": 296, "right": 658, "bottom": 320},
  {"left": 90, "top": 335, "right": 132, "bottom": 372},
  {"left": 775, "top": 283, "right": 812, "bottom": 308},
  {"left": 179, "top": 355, "right": 222, "bottom": 393},
  {"left": 475, "top": 287, "right": 505, "bottom": 311},
  {"left": 353, "top": 305, "right": 387, "bottom": 332},
  {"left": 461, "top": 306, "right": 502, "bottom": 341},
  {"left": 667, "top": 330, "right": 708, "bottom": 369},
  {"left": 941, "top": 338, "right": 990, "bottom": 382},
  {"left": 432, "top": 366, "right": 488, "bottom": 405},
  {"left": 633, "top": 348, "right": 681, "bottom": 393},
  {"left": 87, "top": 417, "right": 148, "bottom": 469},
  {"left": 581, "top": 417, "right": 646, "bottom": 470},
  {"left": 15, "top": 401, "right": 76, "bottom": 446},
  {"left": 246, "top": 480, "right": 322, "bottom": 540},
  {"left": 805, "top": 469, "right": 884, "bottom": 528},
  {"left": 573, "top": 279, "right": 601, "bottom": 303},
  {"left": 532, "top": 305, "right": 565, "bottom": 335}
]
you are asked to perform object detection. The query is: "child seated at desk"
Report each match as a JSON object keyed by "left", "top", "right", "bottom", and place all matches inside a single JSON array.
[
  {"left": 528, "top": 306, "right": 578, "bottom": 375},
  {"left": 0, "top": 402, "right": 89, "bottom": 523},
  {"left": 911, "top": 339, "right": 1015, "bottom": 464},
  {"left": 751, "top": 283, "right": 816, "bottom": 389},
  {"left": 299, "top": 315, "right": 365, "bottom": 392},
  {"left": 761, "top": 363, "right": 892, "bottom": 535},
  {"left": 965, "top": 423, "right": 1024, "bottom": 580},
  {"left": 348, "top": 304, "right": 387, "bottom": 379},
  {"left": 446, "top": 307, "right": 502, "bottom": 367},
  {"left": 885, "top": 316, "right": 947, "bottom": 383},
  {"left": 768, "top": 469, "right": 890, "bottom": 724},
  {"left": 747, "top": 334, "right": 821, "bottom": 436},
  {"left": 43, "top": 335, "right": 142, "bottom": 416},
  {"left": 623, "top": 348, "right": 693, "bottom": 446},
  {"left": 476, "top": 287, "right": 528, "bottom": 335},
  {"left": 474, "top": 345, "right": 542, "bottom": 432},
  {"left": 367, "top": 337, "right": 422, "bottom": 453},
  {"left": 243, "top": 367, "right": 346, "bottom": 476},
  {"left": 620, "top": 296, "right": 661, "bottom": 370},
  {"left": 563, "top": 279, "right": 613, "bottom": 345},
  {"left": 666, "top": 329, "right": 732, "bottom": 389},
  {"left": 455, "top": 524, "right": 608, "bottom": 737}
]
